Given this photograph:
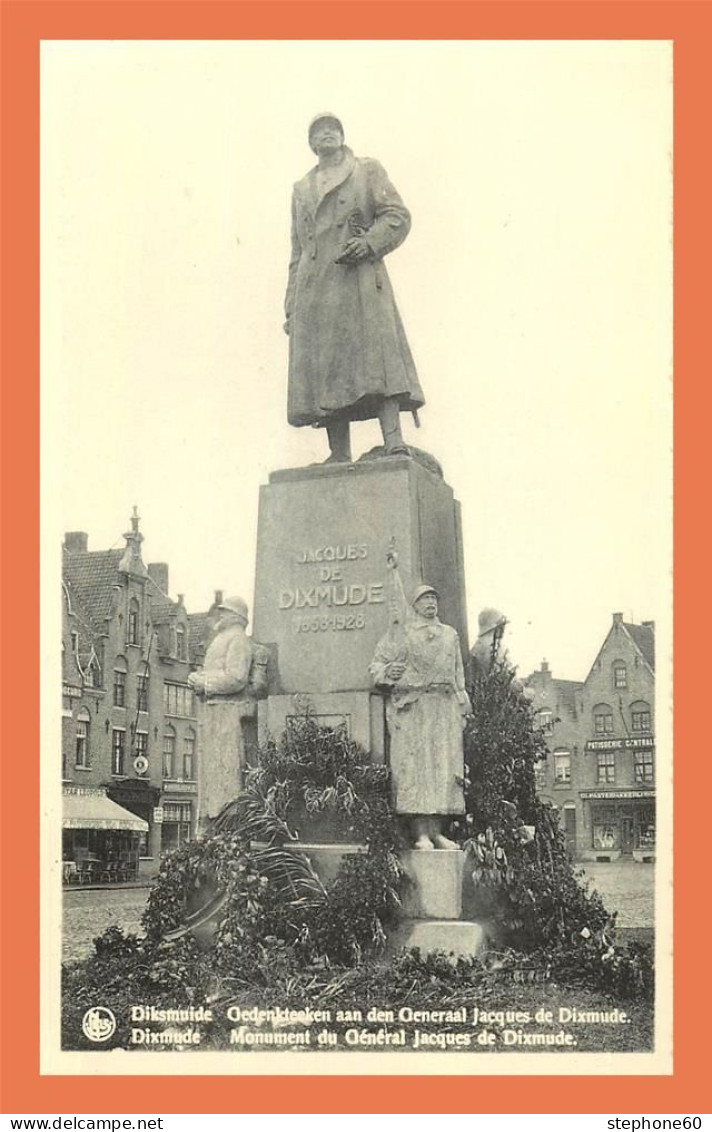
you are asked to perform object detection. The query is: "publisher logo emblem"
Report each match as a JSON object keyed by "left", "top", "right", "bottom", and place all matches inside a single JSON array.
[{"left": 82, "top": 1006, "right": 116, "bottom": 1043}]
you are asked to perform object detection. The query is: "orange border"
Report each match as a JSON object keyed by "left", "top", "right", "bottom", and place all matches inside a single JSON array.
[{"left": 2, "top": 0, "right": 710, "bottom": 1114}]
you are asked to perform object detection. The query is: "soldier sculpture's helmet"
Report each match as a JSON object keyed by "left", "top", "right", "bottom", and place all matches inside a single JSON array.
[
  {"left": 308, "top": 113, "right": 344, "bottom": 152},
  {"left": 218, "top": 595, "right": 249, "bottom": 626},
  {"left": 411, "top": 584, "right": 439, "bottom": 606},
  {"left": 477, "top": 607, "right": 506, "bottom": 637}
]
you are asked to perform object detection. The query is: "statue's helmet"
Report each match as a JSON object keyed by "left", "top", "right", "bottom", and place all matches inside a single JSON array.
[
  {"left": 218, "top": 595, "right": 249, "bottom": 626},
  {"left": 477, "top": 607, "right": 506, "bottom": 637},
  {"left": 411, "top": 584, "right": 439, "bottom": 606},
  {"left": 308, "top": 112, "right": 344, "bottom": 152}
]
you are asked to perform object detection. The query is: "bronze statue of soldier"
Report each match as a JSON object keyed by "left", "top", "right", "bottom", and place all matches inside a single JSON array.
[{"left": 285, "top": 113, "right": 425, "bottom": 463}]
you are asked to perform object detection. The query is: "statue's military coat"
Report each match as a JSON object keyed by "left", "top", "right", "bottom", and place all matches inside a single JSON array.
[
  {"left": 285, "top": 148, "right": 424, "bottom": 426},
  {"left": 196, "top": 622, "right": 254, "bottom": 825},
  {"left": 370, "top": 617, "right": 470, "bottom": 815}
]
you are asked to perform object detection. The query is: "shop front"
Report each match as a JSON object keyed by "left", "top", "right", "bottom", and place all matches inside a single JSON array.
[
  {"left": 580, "top": 789, "right": 656, "bottom": 862},
  {"left": 62, "top": 786, "right": 149, "bottom": 884}
]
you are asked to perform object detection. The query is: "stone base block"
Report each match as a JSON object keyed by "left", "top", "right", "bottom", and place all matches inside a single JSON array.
[
  {"left": 292, "top": 842, "right": 366, "bottom": 884},
  {"left": 388, "top": 919, "right": 487, "bottom": 959},
  {"left": 401, "top": 849, "right": 463, "bottom": 919}
]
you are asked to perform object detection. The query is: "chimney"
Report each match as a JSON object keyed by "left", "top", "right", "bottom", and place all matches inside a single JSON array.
[
  {"left": 214, "top": 590, "right": 224, "bottom": 607},
  {"left": 612, "top": 612, "right": 623, "bottom": 624},
  {"left": 541, "top": 659, "right": 550, "bottom": 674},
  {"left": 64, "top": 531, "right": 88, "bottom": 553},
  {"left": 642, "top": 620, "right": 655, "bottom": 630},
  {"left": 148, "top": 563, "right": 169, "bottom": 594}
]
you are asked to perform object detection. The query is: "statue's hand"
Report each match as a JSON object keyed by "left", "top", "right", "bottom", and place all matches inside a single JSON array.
[
  {"left": 385, "top": 661, "right": 406, "bottom": 681},
  {"left": 188, "top": 672, "right": 205, "bottom": 693},
  {"left": 385, "top": 549, "right": 399, "bottom": 570},
  {"left": 340, "top": 236, "right": 370, "bottom": 263}
]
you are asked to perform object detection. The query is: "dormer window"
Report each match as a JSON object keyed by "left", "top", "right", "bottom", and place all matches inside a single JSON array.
[
  {"left": 535, "top": 708, "right": 554, "bottom": 735},
  {"left": 613, "top": 663, "right": 627, "bottom": 689},
  {"left": 176, "top": 624, "right": 186, "bottom": 661},
  {"left": 128, "top": 598, "right": 140, "bottom": 645}
]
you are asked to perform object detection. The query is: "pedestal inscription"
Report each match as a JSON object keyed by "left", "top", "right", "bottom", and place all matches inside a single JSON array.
[{"left": 253, "top": 456, "right": 468, "bottom": 699}]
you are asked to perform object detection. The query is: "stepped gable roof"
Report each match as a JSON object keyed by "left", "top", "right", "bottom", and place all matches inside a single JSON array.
[
  {"left": 551, "top": 678, "right": 583, "bottom": 714},
  {"left": 187, "top": 612, "right": 211, "bottom": 664},
  {"left": 146, "top": 572, "right": 179, "bottom": 625},
  {"left": 63, "top": 578, "right": 102, "bottom": 641},
  {"left": 62, "top": 547, "right": 124, "bottom": 623},
  {"left": 623, "top": 622, "right": 655, "bottom": 672}
]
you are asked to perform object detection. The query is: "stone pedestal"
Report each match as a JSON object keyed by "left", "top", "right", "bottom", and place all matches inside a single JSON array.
[
  {"left": 401, "top": 849, "right": 463, "bottom": 919},
  {"left": 251, "top": 455, "right": 481, "bottom": 957},
  {"left": 388, "top": 919, "right": 487, "bottom": 958},
  {"left": 252, "top": 455, "right": 468, "bottom": 749},
  {"left": 396, "top": 848, "right": 488, "bottom": 959}
]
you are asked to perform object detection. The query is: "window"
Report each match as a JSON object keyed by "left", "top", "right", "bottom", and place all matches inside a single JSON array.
[
  {"left": 593, "top": 704, "right": 614, "bottom": 735},
  {"left": 111, "top": 728, "right": 126, "bottom": 776},
  {"left": 135, "top": 730, "right": 148, "bottom": 759},
  {"left": 75, "top": 709, "right": 91, "bottom": 769},
  {"left": 637, "top": 804, "right": 656, "bottom": 848},
  {"left": 113, "top": 659, "right": 127, "bottom": 707},
  {"left": 136, "top": 669, "right": 149, "bottom": 713},
  {"left": 613, "top": 663, "right": 627, "bottom": 689},
  {"left": 554, "top": 751, "right": 571, "bottom": 784},
  {"left": 631, "top": 701, "right": 652, "bottom": 733},
  {"left": 535, "top": 708, "right": 554, "bottom": 735},
  {"left": 597, "top": 750, "right": 616, "bottom": 784},
  {"left": 183, "top": 729, "right": 196, "bottom": 781},
  {"left": 163, "top": 682, "right": 195, "bottom": 717},
  {"left": 128, "top": 598, "right": 140, "bottom": 646},
  {"left": 161, "top": 802, "right": 193, "bottom": 853},
  {"left": 163, "top": 725, "right": 176, "bottom": 779},
  {"left": 634, "top": 749, "right": 654, "bottom": 784},
  {"left": 176, "top": 624, "right": 187, "bottom": 661}
]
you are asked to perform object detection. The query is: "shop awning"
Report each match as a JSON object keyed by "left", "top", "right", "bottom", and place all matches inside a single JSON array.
[{"left": 62, "top": 791, "right": 148, "bottom": 832}]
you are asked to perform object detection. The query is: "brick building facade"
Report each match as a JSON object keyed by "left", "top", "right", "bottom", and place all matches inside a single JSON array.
[
  {"left": 526, "top": 613, "right": 655, "bottom": 862},
  {"left": 61, "top": 511, "right": 199, "bottom": 879}
]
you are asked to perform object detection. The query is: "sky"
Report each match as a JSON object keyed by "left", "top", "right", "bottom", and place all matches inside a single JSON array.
[{"left": 41, "top": 39, "right": 672, "bottom": 681}]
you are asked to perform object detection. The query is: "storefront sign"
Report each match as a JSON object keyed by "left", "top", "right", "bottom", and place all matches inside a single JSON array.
[
  {"left": 62, "top": 683, "right": 82, "bottom": 699},
  {"left": 153, "top": 807, "right": 164, "bottom": 823},
  {"left": 163, "top": 781, "right": 196, "bottom": 795},
  {"left": 581, "top": 790, "right": 655, "bottom": 800},
  {"left": 586, "top": 736, "right": 654, "bottom": 751}
]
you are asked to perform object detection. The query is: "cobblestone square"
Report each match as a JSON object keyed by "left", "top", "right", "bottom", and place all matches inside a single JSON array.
[{"left": 63, "top": 886, "right": 150, "bottom": 965}]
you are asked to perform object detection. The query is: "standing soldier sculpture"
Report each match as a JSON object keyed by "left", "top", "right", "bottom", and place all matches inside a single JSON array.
[
  {"left": 188, "top": 596, "right": 268, "bottom": 831},
  {"left": 284, "top": 113, "right": 425, "bottom": 463},
  {"left": 370, "top": 544, "right": 472, "bottom": 849}
]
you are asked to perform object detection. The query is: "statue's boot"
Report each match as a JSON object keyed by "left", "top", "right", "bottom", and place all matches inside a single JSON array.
[
  {"left": 413, "top": 815, "right": 434, "bottom": 850},
  {"left": 324, "top": 420, "right": 352, "bottom": 464},
  {"left": 431, "top": 817, "right": 459, "bottom": 850},
  {"left": 379, "top": 396, "right": 409, "bottom": 456},
  {"left": 433, "top": 833, "right": 459, "bottom": 850}
]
